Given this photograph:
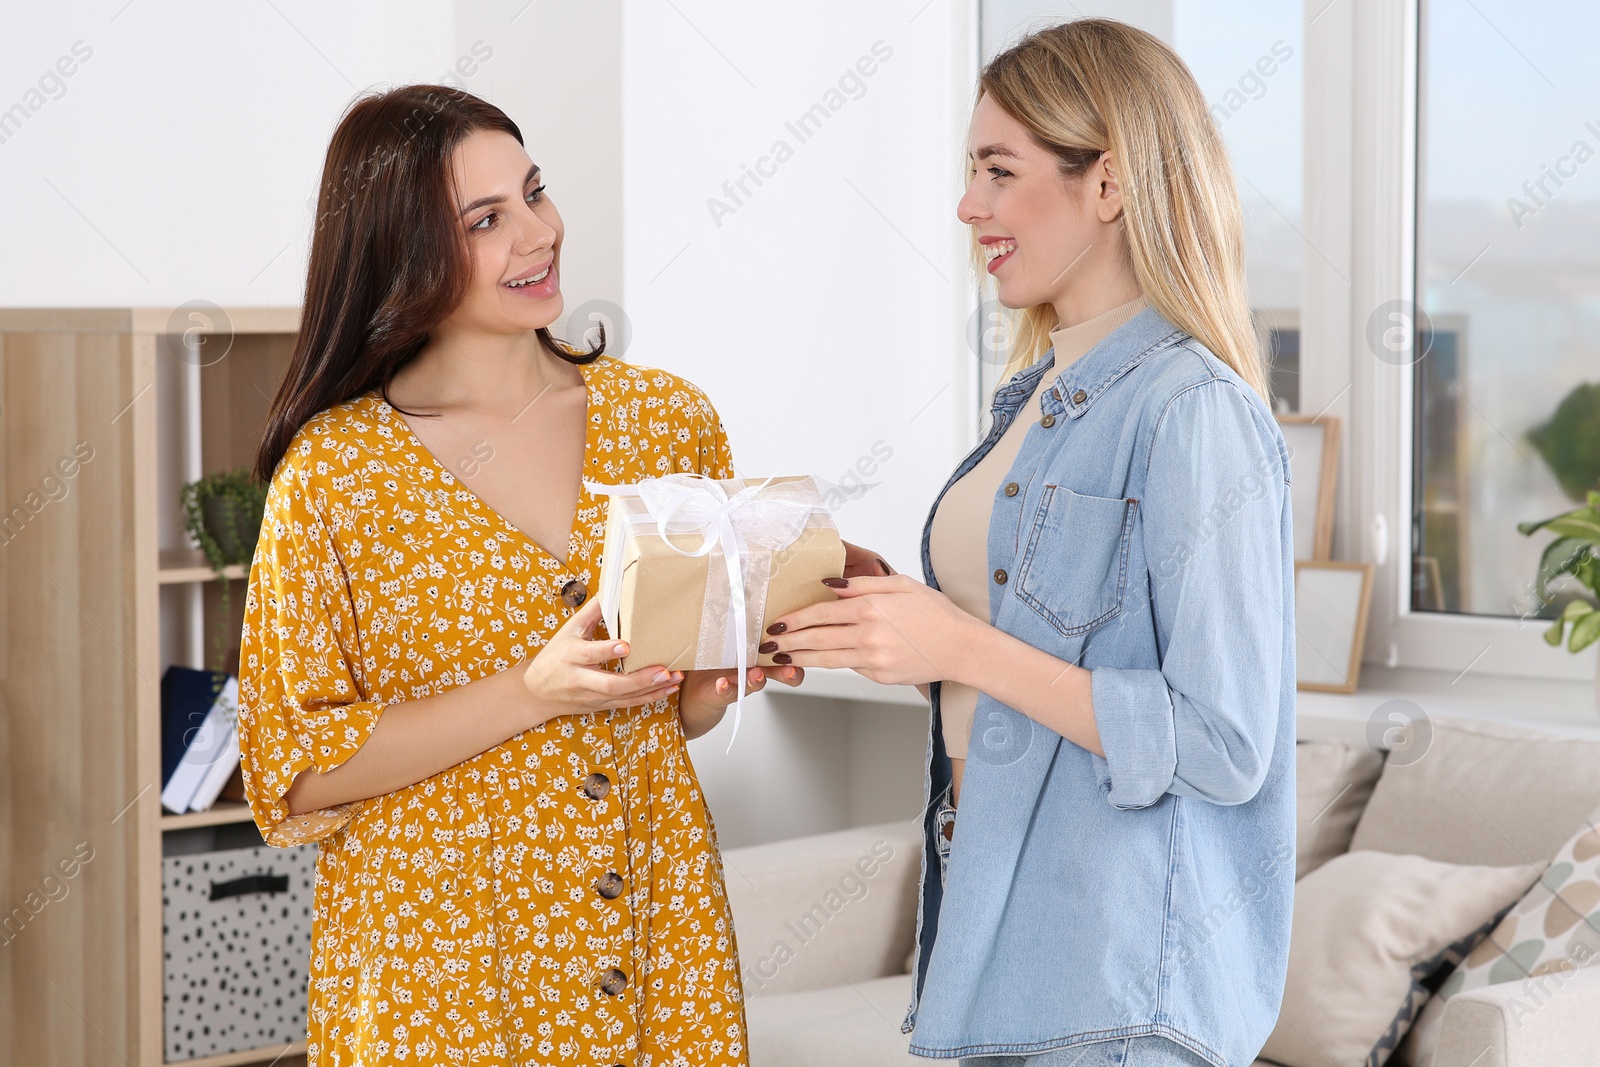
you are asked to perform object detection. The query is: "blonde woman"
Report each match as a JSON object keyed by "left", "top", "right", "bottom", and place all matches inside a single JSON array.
[{"left": 767, "top": 20, "right": 1295, "bottom": 1067}]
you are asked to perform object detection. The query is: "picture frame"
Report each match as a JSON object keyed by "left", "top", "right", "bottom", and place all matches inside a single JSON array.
[
  {"left": 1294, "top": 560, "right": 1375, "bottom": 693},
  {"left": 1277, "top": 414, "right": 1340, "bottom": 560}
]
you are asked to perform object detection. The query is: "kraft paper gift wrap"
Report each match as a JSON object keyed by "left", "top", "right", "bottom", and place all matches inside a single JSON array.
[{"left": 583, "top": 474, "right": 849, "bottom": 747}]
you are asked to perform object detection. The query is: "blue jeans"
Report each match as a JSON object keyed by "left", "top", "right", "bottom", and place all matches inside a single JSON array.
[
  {"left": 959, "top": 1035, "right": 1215, "bottom": 1067},
  {"left": 934, "top": 782, "right": 956, "bottom": 887}
]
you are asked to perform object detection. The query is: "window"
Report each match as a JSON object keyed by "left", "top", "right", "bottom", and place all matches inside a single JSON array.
[
  {"left": 1413, "top": 0, "right": 1600, "bottom": 621},
  {"left": 978, "top": 1, "right": 1305, "bottom": 410}
]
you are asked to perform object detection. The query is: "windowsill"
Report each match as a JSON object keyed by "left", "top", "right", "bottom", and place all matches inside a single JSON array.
[
  {"left": 1296, "top": 663, "right": 1600, "bottom": 742},
  {"left": 787, "top": 664, "right": 1600, "bottom": 742}
]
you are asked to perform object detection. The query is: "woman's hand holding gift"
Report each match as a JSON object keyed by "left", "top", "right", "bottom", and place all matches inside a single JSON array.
[
  {"left": 842, "top": 538, "right": 896, "bottom": 580},
  {"left": 761, "top": 558, "right": 979, "bottom": 688},
  {"left": 673, "top": 541, "right": 895, "bottom": 736},
  {"left": 677, "top": 663, "right": 804, "bottom": 739}
]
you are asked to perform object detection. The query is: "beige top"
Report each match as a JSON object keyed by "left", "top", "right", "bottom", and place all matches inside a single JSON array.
[{"left": 928, "top": 294, "right": 1147, "bottom": 759}]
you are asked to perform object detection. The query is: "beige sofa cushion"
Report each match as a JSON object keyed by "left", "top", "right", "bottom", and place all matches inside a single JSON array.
[
  {"left": 1260, "top": 850, "right": 1540, "bottom": 1067},
  {"left": 745, "top": 972, "right": 918, "bottom": 1066},
  {"left": 1296, "top": 739, "right": 1385, "bottom": 879},
  {"left": 723, "top": 820, "right": 921, "bottom": 998},
  {"left": 1398, "top": 803, "right": 1600, "bottom": 1067},
  {"left": 1350, "top": 717, "right": 1600, "bottom": 867},
  {"left": 1430, "top": 964, "right": 1600, "bottom": 1067}
]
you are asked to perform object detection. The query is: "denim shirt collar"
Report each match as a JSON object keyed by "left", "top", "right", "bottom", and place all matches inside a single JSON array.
[{"left": 992, "top": 305, "right": 1189, "bottom": 422}]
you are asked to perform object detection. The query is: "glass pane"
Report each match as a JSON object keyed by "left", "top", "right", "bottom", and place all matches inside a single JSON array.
[
  {"left": 1414, "top": 0, "right": 1600, "bottom": 618},
  {"left": 978, "top": 1, "right": 1304, "bottom": 411}
]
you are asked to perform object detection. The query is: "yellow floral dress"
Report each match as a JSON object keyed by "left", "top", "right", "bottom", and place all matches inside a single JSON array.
[{"left": 237, "top": 353, "right": 748, "bottom": 1066}]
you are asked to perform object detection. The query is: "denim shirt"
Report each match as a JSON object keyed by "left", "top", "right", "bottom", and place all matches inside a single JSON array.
[{"left": 902, "top": 306, "right": 1297, "bottom": 1067}]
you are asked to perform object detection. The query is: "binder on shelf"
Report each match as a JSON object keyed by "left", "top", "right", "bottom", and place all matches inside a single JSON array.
[{"left": 160, "top": 666, "right": 242, "bottom": 815}]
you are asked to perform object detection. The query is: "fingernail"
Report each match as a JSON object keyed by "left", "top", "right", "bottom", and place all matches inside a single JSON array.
[
  {"left": 654, "top": 671, "right": 670, "bottom": 683},
  {"left": 822, "top": 577, "right": 849, "bottom": 588},
  {"left": 614, "top": 643, "right": 626, "bottom": 654},
  {"left": 758, "top": 640, "right": 778, "bottom": 654},
  {"left": 767, "top": 621, "right": 787, "bottom": 635},
  {"left": 773, "top": 652, "right": 792, "bottom": 665},
  {"left": 875, "top": 557, "right": 892, "bottom": 575}
]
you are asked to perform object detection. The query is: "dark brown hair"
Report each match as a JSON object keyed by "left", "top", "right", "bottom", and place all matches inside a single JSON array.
[{"left": 253, "top": 84, "right": 602, "bottom": 484}]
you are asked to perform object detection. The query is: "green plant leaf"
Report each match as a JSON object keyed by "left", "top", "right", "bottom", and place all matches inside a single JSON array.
[
  {"left": 1535, "top": 537, "right": 1591, "bottom": 600},
  {"left": 1545, "top": 619, "right": 1567, "bottom": 646},
  {"left": 1570, "top": 609, "right": 1600, "bottom": 653},
  {"left": 1518, "top": 513, "right": 1556, "bottom": 536},
  {"left": 1542, "top": 513, "right": 1600, "bottom": 542},
  {"left": 1558, "top": 599, "right": 1596, "bottom": 623}
]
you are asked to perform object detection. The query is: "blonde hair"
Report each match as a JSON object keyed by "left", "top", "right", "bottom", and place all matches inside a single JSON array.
[{"left": 972, "top": 19, "right": 1269, "bottom": 401}]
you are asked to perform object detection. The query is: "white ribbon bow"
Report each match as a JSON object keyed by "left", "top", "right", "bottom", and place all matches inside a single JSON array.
[{"left": 583, "top": 474, "right": 842, "bottom": 751}]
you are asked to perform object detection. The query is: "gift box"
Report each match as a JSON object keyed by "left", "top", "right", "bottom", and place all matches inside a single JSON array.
[{"left": 587, "top": 474, "right": 846, "bottom": 676}]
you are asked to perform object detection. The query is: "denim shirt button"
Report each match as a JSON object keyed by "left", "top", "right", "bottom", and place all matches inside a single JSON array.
[
  {"left": 1039, "top": 414, "right": 1057, "bottom": 428},
  {"left": 1003, "top": 481, "right": 1020, "bottom": 497},
  {"left": 993, "top": 568, "right": 1008, "bottom": 585},
  {"left": 1071, "top": 389, "right": 1088, "bottom": 405}
]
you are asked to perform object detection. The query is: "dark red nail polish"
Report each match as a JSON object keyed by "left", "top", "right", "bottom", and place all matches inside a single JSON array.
[
  {"left": 875, "top": 557, "right": 893, "bottom": 575},
  {"left": 772, "top": 652, "right": 792, "bottom": 665},
  {"left": 822, "top": 577, "right": 849, "bottom": 588},
  {"left": 759, "top": 640, "right": 778, "bottom": 654},
  {"left": 767, "top": 621, "right": 787, "bottom": 635}
]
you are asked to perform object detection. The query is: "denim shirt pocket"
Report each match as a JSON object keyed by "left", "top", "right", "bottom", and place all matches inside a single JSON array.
[{"left": 1015, "top": 485, "right": 1139, "bottom": 639}]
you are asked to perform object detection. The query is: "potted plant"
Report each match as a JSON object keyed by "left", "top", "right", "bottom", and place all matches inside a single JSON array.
[
  {"left": 1517, "top": 489, "right": 1600, "bottom": 708},
  {"left": 180, "top": 469, "right": 268, "bottom": 677},
  {"left": 1526, "top": 382, "right": 1600, "bottom": 503}
]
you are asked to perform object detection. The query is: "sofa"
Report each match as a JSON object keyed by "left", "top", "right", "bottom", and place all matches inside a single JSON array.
[{"left": 721, "top": 715, "right": 1600, "bottom": 1067}]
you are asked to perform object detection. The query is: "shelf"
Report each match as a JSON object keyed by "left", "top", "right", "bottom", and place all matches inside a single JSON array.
[
  {"left": 166, "top": 1040, "right": 305, "bottom": 1067},
  {"left": 160, "top": 800, "right": 253, "bottom": 831},
  {"left": 0, "top": 307, "right": 302, "bottom": 1065},
  {"left": 159, "top": 549, "right": 248, "bottom": 585}
]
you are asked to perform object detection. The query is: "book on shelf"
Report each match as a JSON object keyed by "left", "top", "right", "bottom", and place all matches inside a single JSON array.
[{"left": 160, "top": 666, "right": 242, "bottom": 815}]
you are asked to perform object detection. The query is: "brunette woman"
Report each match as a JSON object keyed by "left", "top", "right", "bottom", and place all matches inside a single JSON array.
[{"left": 238, "top": 85, "right": 796, "bottom": 1066}]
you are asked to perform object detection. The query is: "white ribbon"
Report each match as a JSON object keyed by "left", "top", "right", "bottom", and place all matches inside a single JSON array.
[{"left": 583, "top": 473, "right": 852, "bottom": 752}]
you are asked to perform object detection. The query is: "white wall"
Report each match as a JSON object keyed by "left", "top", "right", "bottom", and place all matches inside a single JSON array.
[
  {"left": 3, "top": 0, "right": 963, "bottom": 850},
  {"left": 453, "top": 0, "right": 624, "bottom": 331},
  {"left": 621, "top": 0, "right": 980, "bottom": 845},
  {"left": 0, "top": 0, "right": 622, "bottom": 318}
]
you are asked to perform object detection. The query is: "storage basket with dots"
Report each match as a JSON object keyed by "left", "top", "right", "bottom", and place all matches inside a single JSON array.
[{"left": 162, "top": 841, "right": 315, "bottom": 1060}]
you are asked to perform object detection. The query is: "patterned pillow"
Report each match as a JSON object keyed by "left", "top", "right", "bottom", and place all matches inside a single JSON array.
[{"left": 1399, "top": 806, "right": 1600, "bottom": 1067}]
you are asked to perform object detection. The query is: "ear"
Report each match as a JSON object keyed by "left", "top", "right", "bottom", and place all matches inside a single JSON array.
[{"left": 1094, "top": 151, "right": 1124, "bottom": 224}]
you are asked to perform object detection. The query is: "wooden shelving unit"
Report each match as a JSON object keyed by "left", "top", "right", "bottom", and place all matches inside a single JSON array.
[
  {"left": 159, "top": 801, "right": 256, "bottom": 832},
  {"left": 157, "top": 549, "right": 248, "bottom": 586},
  {"left": 178, "top": 1040, "right": 308, "bottom": 1067},
  {"left": 0, "top": 307, "right": 308, "bottom": 1066}
]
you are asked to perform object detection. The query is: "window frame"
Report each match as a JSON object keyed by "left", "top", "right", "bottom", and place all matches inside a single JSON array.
[{"left": 1302, "top": 0, "right": 1593, "bottom": 682}]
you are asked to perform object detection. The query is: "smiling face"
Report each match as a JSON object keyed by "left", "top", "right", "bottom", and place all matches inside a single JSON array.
[
  {"left": 441, "top": 129, "right": 565, "bottom": 335},
  {"left": 957, "top": 93, "right": 1130, "bottom": 322}
]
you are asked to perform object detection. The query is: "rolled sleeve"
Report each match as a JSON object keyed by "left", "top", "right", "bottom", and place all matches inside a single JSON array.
[
  {"left": 237, "top": 449, "right": 389, "bottom": 847},
  {"left": 1090, "top": 667, "right": 1179, "bottom": 808},
  {"left": 1090, "top": 378, "right": 1290, "bottom": 809}
]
